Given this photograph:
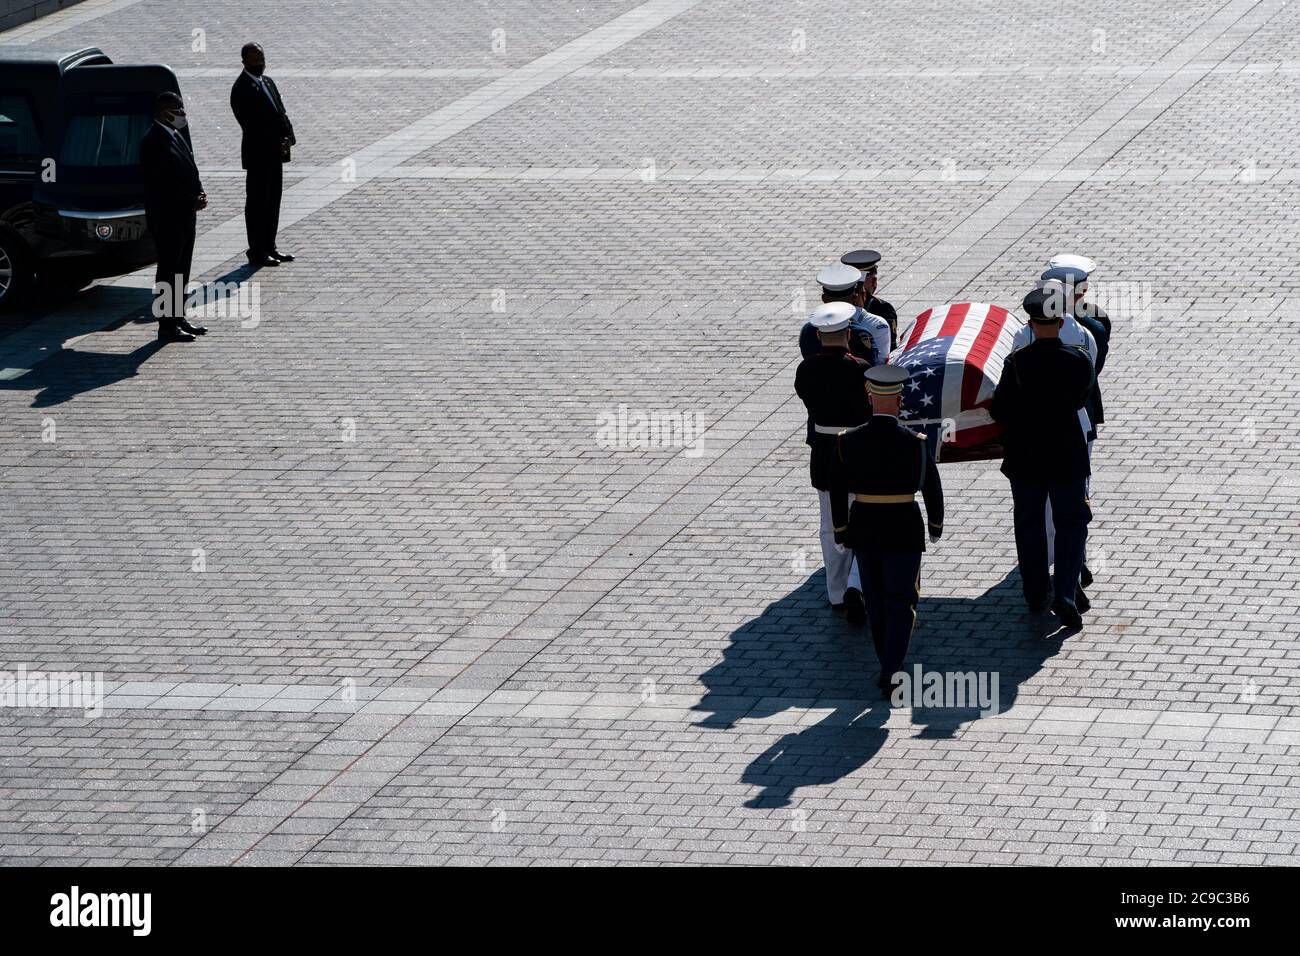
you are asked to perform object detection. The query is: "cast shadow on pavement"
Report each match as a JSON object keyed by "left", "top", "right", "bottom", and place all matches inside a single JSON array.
[
  {"left": 0, "top": 264, "right": 256, "bottom": 407},
  {"left": 694, "top": 568, "right": 1077, "bottom": 809},
  {"left": 0, "top": 337, "right": 165, "bottom": 407}
]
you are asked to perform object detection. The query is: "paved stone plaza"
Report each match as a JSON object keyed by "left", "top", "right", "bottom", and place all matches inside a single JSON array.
[{"left": 1, "top": 0, "right": 1298, "bottom": 865}]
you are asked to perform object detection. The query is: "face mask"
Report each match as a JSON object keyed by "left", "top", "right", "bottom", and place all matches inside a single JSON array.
[
  {"left": 247, "top": 64, "right": 265, "bottom": 77},
  {"left": 170, "top": 113, "right": 188, "bottom": 130}
]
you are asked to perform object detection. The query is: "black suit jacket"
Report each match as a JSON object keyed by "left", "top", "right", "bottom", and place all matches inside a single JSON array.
[
  {"left": 140, "top": 122, "right": 202, "bottom": 226},
  {"left": 231, "top": 72, "right": 296, "bottom": 168},
  {"left": 990, "top": 338, "right": 1094, "bottom": 482},
  {"left": 830, "top": 416, "right": 943, "bottom": 554}
]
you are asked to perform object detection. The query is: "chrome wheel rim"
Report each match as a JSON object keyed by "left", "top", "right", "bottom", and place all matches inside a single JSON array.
[{"left": 0, "top": 244, "right": 11, "bottom": 301}]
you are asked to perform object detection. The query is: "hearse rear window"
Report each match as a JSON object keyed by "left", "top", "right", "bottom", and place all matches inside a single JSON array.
[
  {"left": 0, "top": 93, "right": 40, "bottom": 164},
  {"left": 60, "top": 112, "right": 152, "bottom": 166},
  {"left": 60, "top": 90, "right": 157, "bottom": 167}
]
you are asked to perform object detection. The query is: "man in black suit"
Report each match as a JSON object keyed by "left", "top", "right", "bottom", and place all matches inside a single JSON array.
[
  {"left": 231, "top": 42, "right": 296, "bottom": 267},
  {"left": 140, "top": 91, "right": 208, "bottom": 342},
  {"left": 990, "top": 289, "right": 1095, "bottom": 628},
  {"left": 831, "top": 365, "right": 944, "bottom": 698}
]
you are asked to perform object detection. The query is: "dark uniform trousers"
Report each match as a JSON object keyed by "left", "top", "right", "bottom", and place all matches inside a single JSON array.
[
  {"left": 831, "top": 416, "right": 943, "bottom": 685},
  {"left": 1011, "top": 478, "right": 1090, "bottom": 606},
  {"left": 245, "top": 160, "right": 283, "bottom": 258},
  {"left": 854, "top": 547, "right": 922, "bottom": 681},
  {"left": 989, "top": 337, "right": 1095, "bottom": 611}
]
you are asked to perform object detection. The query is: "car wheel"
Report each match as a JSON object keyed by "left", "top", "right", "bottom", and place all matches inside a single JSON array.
[{"left": 0, "top": 226, "right": 35, "bottom": 313}]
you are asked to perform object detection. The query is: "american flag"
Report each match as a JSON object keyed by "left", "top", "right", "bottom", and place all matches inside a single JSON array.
[{"left": 889, "top": 302, "right": 1023, "bottom": 463}]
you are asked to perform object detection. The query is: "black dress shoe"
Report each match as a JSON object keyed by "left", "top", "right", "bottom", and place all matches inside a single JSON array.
[
  {"left": 843, "top": 587, "right": 866, "bottom": 626},
  {"left": 158, "top": 327, "right": 195, "bottom": 342},
  {"left": 247, "top": 253, "right": 279, "bottom": 267},
  {"left": 180, "top": 321, "right": 208, "bottom": 335},
  {"left": 1051, "top": 598, "right": 1083, "bottom": 629},
  {"left": 1081, "top": 564, "right": 1093, "bottom": 588},
  {"left": 268, "top": 250, "right": 295, "bottom": 262},
  {"left": 1075, "top": 585, "right": 1091, "bottom": 614}
]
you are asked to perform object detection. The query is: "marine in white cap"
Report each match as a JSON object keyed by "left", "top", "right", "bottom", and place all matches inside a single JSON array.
[
  {"left": 1047, "top": 253, "right": 1097, "bottom": 275},
  {"left": 1046, "top": 255, "right": 1111, "bottom": 335},
  {"left": 794, "top": 301, "right": 872, "bottom": 622},
  {"left": 801, "top": 262, "right": 891, "bottom": 364}
]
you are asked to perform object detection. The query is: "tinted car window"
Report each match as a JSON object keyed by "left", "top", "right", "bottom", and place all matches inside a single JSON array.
[
  {"left": 60, "top": 113, "right": 152, "bottom": 166},
  {"left": 0, "top": 93, "right": 40, "bottom": 164}
]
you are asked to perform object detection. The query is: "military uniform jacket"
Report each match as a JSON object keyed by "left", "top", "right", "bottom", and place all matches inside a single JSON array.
[
  {"left": 799, "top": 318, "right": 877, "bottom": 363},
  {"left": 794, "top": 347, "right": 871, "bottom": 490},
  {"left": 830, "top": 415, "right": 943, "bottom": 554},
  {"left": 865, "top": 296, "right": 899, "bottom": 352},
  {"left": 989, "top": 338, "right": 1094, "bottom": 481},
  {"left": 1074, "top": 304, "right": 1109, "bottom": 428}
]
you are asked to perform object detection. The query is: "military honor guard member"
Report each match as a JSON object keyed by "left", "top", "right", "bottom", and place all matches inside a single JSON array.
[
  {"left": 795, "top": 302, "right": 871, "bottom": 622},
  {"left": 990, "top": 289, "right": 1095, "bottom": 628},
  {"left": 1040, "top": 263, "right": 1109, "bottom": 445},
  {"left": 1018, "top": 266, "right": 1096, "bottom": 589},
  {"left": 1049, "top": 253, "right": 1111, "bottom": 338},
  {"left": 1032, "top": 261, "right": 1110, "bottom": 594},
  {"left": 841, "top": 248, "right": 900, "bottom": 352},
  {"left": 830, "top": 365, "right": 944, "bottom": 697},
  {"left": 799, "top": 263, "right": 891, "bottom": 363},
  {"left": 1044, "top": 255, "right": 1110, "bottom": 589}
]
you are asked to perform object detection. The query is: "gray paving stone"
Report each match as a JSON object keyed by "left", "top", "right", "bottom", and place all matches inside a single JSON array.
[{"left": 1, "top": 0, "right": 1297, "bottom": 866}]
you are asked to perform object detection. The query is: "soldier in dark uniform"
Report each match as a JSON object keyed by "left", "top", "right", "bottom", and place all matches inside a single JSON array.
[
  {"left": 830, "top": 365, "right": 943, "bottom": 697},
  {"left": 1043, "top": 258, "right": 1112, "bottom": 591},
  {"left": 798, "top": 263, "right": 887, "bottom": 363},
  {"left": 842, "top": 249, "right": 900, "bottom": 352},
  {"left": 1041, "top": 264, "right": 1109, "bottom": 443},
  {"left": 990, "top": 288, "right": 1095, "bottom": 628},
  {"left": 795, "top": 301, "right": 872, "bottom": 623}
]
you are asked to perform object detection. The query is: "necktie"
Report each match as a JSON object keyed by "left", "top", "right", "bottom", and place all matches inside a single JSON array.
[{"left": 256, "top": 77, "right": 278, "bottom": 112}]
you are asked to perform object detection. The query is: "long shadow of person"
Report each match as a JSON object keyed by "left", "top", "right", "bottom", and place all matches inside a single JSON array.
[
  {"left": 695, "top": 568, "right": 1075, "bottom": 809},
  {"left": 906, "top": 569, "right": 1073, "bottom": 739},
  {"left": 0, "top": 338, "right": 165, "bottom": 407},
  {"left": 742, "top": 702, "right": 891, "bottom": 809}
]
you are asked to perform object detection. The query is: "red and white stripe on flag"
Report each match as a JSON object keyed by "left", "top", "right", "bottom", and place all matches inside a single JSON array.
[{"left": 889, "top": 302, "right": 1024, "bottom": 452}]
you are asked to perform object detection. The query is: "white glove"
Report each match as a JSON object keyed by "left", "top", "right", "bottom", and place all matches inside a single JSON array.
[
  {"left": 929, "top": 533, "right": 941, "bottom": 544},
  {"left": 833, "top": 542, "right": 848, "bottom": 555}
]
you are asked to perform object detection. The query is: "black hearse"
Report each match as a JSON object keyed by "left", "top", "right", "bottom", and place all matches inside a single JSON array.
[{"left": 0, "top": 47, "right": 186, "bottom": 310}]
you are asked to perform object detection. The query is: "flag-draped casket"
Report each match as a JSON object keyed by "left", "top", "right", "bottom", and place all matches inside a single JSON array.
[{"left": 888, "top": 302, "right": 1024, "bottom": 463}]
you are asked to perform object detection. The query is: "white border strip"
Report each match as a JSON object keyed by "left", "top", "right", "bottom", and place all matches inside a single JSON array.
[{"left": 0, "top": 0, "right": 147, "bottom": 43}]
